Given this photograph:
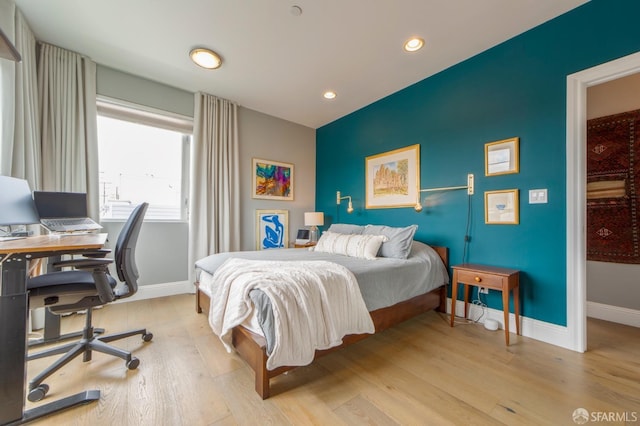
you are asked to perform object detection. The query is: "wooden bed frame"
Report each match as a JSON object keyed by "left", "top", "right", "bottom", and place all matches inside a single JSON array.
[{"left": 195, "top": 245, "right": 449, "bottom": 399}]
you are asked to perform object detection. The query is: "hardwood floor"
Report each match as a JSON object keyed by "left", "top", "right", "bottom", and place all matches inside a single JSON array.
[{"left": 25, "top": 294, "right": 640, "bottom": 425}]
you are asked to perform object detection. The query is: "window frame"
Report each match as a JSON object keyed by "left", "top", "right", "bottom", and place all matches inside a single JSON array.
[{"left": 96, "top": 96, "right": 193, "bottom": 223}]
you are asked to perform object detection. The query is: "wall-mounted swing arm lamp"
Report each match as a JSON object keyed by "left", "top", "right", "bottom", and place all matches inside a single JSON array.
[
  {"left": 414, "top": 173, "right": 475, "bottom": 212},
  {"left": 336, "top": 191, "right": 354, "bottom": 213}
]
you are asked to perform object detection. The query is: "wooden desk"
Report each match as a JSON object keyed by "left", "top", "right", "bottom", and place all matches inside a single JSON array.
[
  {"left": 0, "top": 233, "right": 107, "bottom": 425},
  {"left": 450, "top": 263, "right": 520, "bottom": 345}
]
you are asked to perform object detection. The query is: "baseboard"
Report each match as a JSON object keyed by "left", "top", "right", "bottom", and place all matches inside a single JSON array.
[
  {"left": 447, "top": 298, "right": 574, "bottom": 350},
  {"left": 113, "top": 280, "right": 194, "bottom": 304},
  {"left": 587, "top": 301, "right": 640, "bottom": 328}
]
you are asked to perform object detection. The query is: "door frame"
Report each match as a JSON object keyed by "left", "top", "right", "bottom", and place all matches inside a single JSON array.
[{"left": 566, "top": 51, "right": 640, "bottom": 352}]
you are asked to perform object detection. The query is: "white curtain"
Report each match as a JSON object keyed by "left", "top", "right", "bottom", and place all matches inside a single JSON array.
[
  {"left": 10, "top": 10, "right": 40, "bottom": 188},
  {"left": 0, "top": 4, "right": 40, "bottom": 190},
  {"left": 189, "top": 92, "right": 240, "bottom": 279},
  {"left": 0, "top": 0, "right": 16, "bottom": 177},
  {"left": 38, "top": 42, "right": 99, "bottom": 218}
]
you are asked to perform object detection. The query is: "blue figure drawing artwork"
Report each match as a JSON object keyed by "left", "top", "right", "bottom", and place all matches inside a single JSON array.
[{"left": 261, "top": 214, "right": 284, "bottom": 249}]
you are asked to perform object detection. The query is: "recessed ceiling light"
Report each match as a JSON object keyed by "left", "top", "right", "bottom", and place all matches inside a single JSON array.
[
  {"left": 323, "top": 91, "right": 337, "bottom": 100},
  {"left": 403, "top": 37, "right": 424, "bottom": 52},
  {"left": 190, "top": 48, "right": 222, "bottom": 69}
]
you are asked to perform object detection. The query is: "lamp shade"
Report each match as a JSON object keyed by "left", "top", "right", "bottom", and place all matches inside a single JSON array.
[{"left": 304, "top": 212, "right": 324, "bottom": 227}]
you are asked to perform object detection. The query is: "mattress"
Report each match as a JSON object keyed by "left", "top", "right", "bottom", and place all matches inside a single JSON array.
[{"left": 196, "top": 240, "right": 448, "bottom": 354}]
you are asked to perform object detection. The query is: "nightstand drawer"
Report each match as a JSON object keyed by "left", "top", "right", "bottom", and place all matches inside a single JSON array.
[{"left": 455, "top": 270, "right": 503, "bottom": 288}]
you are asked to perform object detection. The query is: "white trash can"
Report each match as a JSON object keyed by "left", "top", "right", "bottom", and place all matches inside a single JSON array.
[{"left": 30, "top": 307, "right": 46, "bottom": 331}]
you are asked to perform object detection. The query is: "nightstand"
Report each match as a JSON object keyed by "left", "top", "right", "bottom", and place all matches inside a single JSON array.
[
  {"left": 450, "top": 263, "right": 520, "bottom": 345},
  {"left": 293, "top": 242, "right": 316, "bottom": 249}
]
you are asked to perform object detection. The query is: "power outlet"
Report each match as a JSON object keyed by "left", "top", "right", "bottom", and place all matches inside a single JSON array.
[{"left": 479, "top": 287, "right": 489, "bottom": 294}]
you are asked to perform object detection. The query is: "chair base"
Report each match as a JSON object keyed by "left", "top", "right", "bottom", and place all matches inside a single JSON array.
[
  {"left": 27, "top": 307, "right": 152, "bottom": 402},
  {"left": 28, "top": 328, "right": 104, "bottom": 351},
  {"left": 28, "top": 306, "right": 105, "bottom": 349}
]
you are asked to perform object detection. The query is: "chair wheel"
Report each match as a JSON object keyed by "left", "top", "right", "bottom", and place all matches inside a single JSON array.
[
  {"left": 28, "top": 384, "right": 49, "bottom": 402},
  {"left": 127, "top": 357, "right": 140, "bottom": 370},
  {"left": 142, "top": 333, "right": 153, "bottom": 342}
]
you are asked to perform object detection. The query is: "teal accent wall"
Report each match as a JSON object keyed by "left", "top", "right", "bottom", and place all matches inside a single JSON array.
[{"left": 316, "top": 0, "right": 640, "bottom": 326}]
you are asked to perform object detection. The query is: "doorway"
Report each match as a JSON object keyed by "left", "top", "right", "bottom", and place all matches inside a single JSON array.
[{"left": 566, "top": 51, "right": 640, "bottom": 352}]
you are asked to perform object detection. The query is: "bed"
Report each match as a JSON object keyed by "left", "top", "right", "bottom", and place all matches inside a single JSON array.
[{"left": 194, "top": 227, "right": 449, "bottom": 399}]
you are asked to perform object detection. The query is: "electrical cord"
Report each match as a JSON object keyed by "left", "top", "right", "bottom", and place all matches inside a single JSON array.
[
  {"left": 470, "top": 289, "right": 488, "bottom": 323},
  {"left": 461, "top": 193, "right": 472, "bottom": 264},
  {"left": 442, "top": 193, "right": 475, "bottom": 325},
  {"left": 443, "top": 287, "right": 488, "bottom": 326}
]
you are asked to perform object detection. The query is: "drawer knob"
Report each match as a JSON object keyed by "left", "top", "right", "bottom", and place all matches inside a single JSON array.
[{"left": 474, "top": 276, "right": 482, "bottom": 282}]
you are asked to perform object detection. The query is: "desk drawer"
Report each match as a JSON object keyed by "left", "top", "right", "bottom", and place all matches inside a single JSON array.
[{"left": 455, "top": 269, "right": 503, "bottom": 288}]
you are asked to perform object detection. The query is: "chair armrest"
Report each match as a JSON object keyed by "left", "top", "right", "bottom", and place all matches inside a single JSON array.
[
  {"left": 80, "top": 249, "right": 112, "bottom": 258},
  {"left": 93, "top": 270, "right": 115, "bottom": 304},
  {"left": 47, "top": 258, "right": 115, "bottom": 304},
  {"left": 52, "top": 258, "right": 113, "bottom": 271},
  {"left": 56, "top": 258, "right": 115, "bottom": 304}
]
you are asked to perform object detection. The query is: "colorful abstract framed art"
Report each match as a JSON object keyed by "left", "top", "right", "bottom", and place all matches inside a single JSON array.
[
  {"left": 252, "top": 158, "right": 294, "bottom": 201},
  {"left": 365, "top": 144, "right": 420, "bottom": 209},
  {"left": 256, "top": 209, "right": 289, "bottom": 250}
]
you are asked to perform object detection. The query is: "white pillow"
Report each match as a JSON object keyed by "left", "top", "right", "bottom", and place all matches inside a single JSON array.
[{"left": 313, "top": 231, "right": 387, "bottom": 260}]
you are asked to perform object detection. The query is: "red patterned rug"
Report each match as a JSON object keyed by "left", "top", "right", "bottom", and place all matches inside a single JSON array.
[{"left": 587, "top": 109, "right": 640, "bottom": 263}]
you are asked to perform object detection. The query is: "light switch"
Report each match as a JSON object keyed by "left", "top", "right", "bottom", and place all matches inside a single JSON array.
[{"left": 529, "top": 189, "right": 548, "bottom": 204}]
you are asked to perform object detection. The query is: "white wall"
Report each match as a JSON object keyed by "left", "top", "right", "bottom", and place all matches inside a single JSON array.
[
  {"left": 97, "top": 65, "right": 194, "bottom": 117},
  {"left": 101, "top": 221, "right": 188, "bottom": 286},
  {"left": 96, "top": 65, "right": 316, "bottom": 286},
  {"left": 238, "top": 107, "right": 316, "bottom": 251},
  {"left": 586, "top": 72, "right": 640, "bottom": 310}
]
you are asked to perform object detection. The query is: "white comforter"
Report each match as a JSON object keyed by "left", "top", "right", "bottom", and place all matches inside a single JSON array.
[{"left": 208, "top": 258, "right": 375, "bottom": 370}]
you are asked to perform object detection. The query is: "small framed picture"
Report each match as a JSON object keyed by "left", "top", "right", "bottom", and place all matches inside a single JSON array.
[
  {"left": 485, "top": 189, "right": 519, "bottom": 224},
  {"left": 256, "top": 209, "right": 289, "bottom": 249},
  {"left": 252, "top": 158, "right": 294, "bottom": 201},
  {"left": 485, "top": 137, "right": 519, "bottom": 176}
]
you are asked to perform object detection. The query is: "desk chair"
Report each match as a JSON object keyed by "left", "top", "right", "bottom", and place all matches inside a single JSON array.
[{"left": 26, "top": 203, "right": 153, "bottom": 402}]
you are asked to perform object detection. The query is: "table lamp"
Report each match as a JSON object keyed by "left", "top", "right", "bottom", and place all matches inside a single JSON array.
[{"left": 304, "top": 212, "right": 324, "bottom": 242}]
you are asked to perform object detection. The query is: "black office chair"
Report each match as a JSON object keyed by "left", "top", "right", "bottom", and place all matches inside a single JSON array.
[{"left": 26, "top": 203, "right": 153, "bottom": 402}]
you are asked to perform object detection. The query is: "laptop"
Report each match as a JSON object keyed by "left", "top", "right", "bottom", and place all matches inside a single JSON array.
[
  {"left": 295, "top": 229, "right": 310, "bottom": 245},
  {"left": 33, "top": 191, "right": 102, "bottom": 233}
]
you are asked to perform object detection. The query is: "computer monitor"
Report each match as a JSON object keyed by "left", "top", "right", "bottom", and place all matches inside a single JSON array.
[
  {"left": 32, "top": 191, "right": 88, "bottom": 219},
  {"left": 0, "top": 176, "right": 40, "bottom": 226}
]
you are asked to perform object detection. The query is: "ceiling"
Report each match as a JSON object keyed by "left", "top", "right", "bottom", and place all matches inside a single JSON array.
[{"left": 14, "top": 0, "right": 588, "bottom": 129}]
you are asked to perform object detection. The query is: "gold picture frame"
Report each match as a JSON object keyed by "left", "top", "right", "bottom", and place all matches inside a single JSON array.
[
  {"left": 485, "top": 137, "right": 519, "bottom": 176},
  {"left": 252, "top": 158, "right": 294, "bottom": 201},
  {"left": 485, "top": 189, "right": 519, "bottom": 224},
  {"left": 255, "top": 209, "right": 289, "bottom": 249},
  {"left": 365, "top": 144, "right": 420, "bottom": 209}
]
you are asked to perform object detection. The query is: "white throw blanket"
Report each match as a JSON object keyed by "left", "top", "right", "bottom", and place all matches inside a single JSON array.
[{"left": 208, "top": 258, "right": 375, "bottom": 370}]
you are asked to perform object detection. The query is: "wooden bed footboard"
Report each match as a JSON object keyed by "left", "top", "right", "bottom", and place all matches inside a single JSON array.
[
  {"left": 194, "top": 245, "right": 449, "bottom": 399},
  {"left": 197, "top": 285, "right": 444, "bottom": 399}
]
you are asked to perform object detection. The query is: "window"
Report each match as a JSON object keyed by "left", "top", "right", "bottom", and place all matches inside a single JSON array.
[{"left": 96, "top": 98, "right": 192, "bottom": 221}]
